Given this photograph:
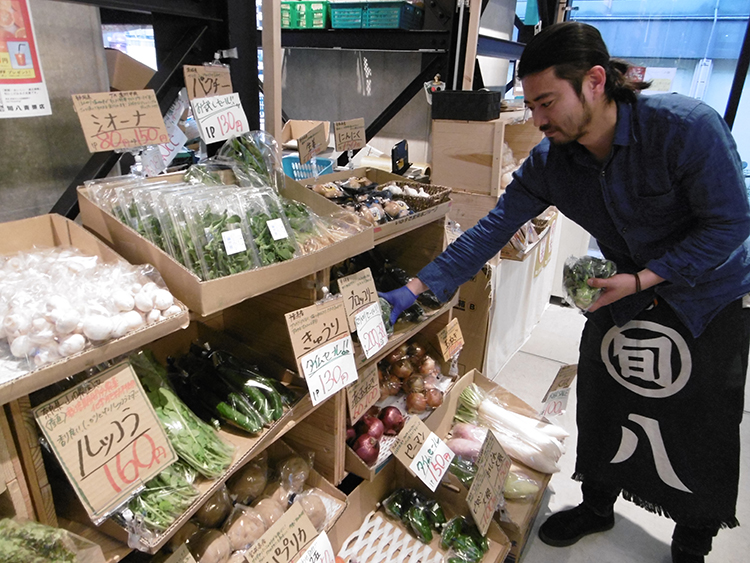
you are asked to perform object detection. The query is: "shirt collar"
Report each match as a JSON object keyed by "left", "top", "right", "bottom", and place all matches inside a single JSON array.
[{"left": 613, "top": 100, "right": 637, "bottom": 146}]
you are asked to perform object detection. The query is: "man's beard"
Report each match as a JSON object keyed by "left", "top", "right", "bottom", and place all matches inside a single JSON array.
[{"left": 541, "top": 98, "right": 593, "bottom": 145}]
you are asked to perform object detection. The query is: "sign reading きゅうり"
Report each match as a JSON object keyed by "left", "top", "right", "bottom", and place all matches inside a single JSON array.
[
  {"left": 190, "top": 92, "right": 249, "bottom": 144},
  {"left": 297, "top": 122, "right": 328, "bottom": 165},
  {"left": 33, "top": 362, "right": 176, "bottom": 523},
  {"left": 285, "top": 296, "right": 358, "bottom": 406},
  {"left": 244, "top": 502, "right": 318, "bottom": 563},
  {"left": 333, "top": 118, "right": 366, "bottom": 152},
  {"left": 391, "top": 416, "right": 454, "bottom": 492},
  {"left": 437, "top": 317, "right": 465, "bottom": 362},
  {"left": 466, "top": 429, "right": 511, "bottom": 535},
  {"left": 183, "top": 64, "right": 233, "bottom": 100},
  {"left": 540, "top": 363, "right": 577, "bottom": 418},
  {"left": 72, "top": 90, "right": 170, "bottom": 153},
  {"left": 346, "top": 363, "right": 379, "bottom": 425}
]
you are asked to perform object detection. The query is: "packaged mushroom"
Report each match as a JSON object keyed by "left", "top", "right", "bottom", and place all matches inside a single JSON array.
[{"left": 0, "top": 247, "right": 184, "bottom": 373}]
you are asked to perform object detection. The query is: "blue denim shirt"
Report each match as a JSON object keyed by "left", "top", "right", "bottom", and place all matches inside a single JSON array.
[{"left": 419, "top": 93, "right": 750, "bottom": 337}]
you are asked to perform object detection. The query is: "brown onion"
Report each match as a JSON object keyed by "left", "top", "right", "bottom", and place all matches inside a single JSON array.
[
  {"left": 390, "top": 358, "right": 414, "bottom": 379},
  {"left": 406, "top": 392, "right": 427, "bottom": 413},
  {"left": 386, "top": 375, "right": 402, "bottom": 396},
  {"left": 425, "top": 388, "right": 444, "bottom": 408},
  {"left": 419, "top": 355, "right": 437, "bottom": 375},
  {"left": 407, "top": 342, "right": 426, "bottom": 358},
  {"left": 403, "top": 375, "right": 425, "bottom": 394},
  {"left": 386, "top": 344, "right": 409, "bottom": 365}
]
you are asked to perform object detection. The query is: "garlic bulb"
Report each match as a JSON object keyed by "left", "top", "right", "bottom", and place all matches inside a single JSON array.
[
  {"left": 146, "top": 309, "right": 162, "bottom": 324},
  {"left": 10, "top": 335, "right": 34, "bottom": 358},
  {"left": 54, "top": 309, "right": 81, "bottom": 335},
  {"left": 122, "top": 310, "right": 145, "bottom": 331},
  {"left": 111, "top": 289, "right": 135, "bottom": 312}
]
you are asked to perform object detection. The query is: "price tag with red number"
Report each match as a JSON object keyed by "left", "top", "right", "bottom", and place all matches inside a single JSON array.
[
  {"left": 32, "top": 362, "right": 177, "bottom": 523},
  {"left": 540, "top": 364, "right": 576, "bottom": 418},
  {"left": 286, "top": 297, "right": 358, "bottom": 406},
  {"left": 190, "top": 92, "right": 250, "bottom": 144},
  {"left": 72, "top": 90, "right": 170, "bottom": 153},
  {"left": 354, "top": 302, "right": 388, "bottom": 359},
  {"left": 346, "top": 363, "right": 379, "bottom": 425},
  {"left": 437, "top": 318, "right": 465, "bottom": 362},
  {"left": 392, "top": 416, "right": 454, "bottom": 492}
]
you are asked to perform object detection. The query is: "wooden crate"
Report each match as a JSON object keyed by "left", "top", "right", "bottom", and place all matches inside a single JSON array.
[
  {"left": 0, "top": 404, "right": 35, "bottom": 520},
  {"left": 431, "top": 110, "right": 542, "bottom": 196}
]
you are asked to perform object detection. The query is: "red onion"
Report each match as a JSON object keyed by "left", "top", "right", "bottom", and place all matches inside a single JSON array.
[
  {"left": 346, "top": 426, "right": 357, "bottom": 445},
  {"left": 379, "top": 406, "right": 405, "bottom": 435},
  {"left": 356, "top": 414, "right": 384, "bottom": 440},
  {"left": 353, "top": 434, "right": 380, "bottom": 466}
]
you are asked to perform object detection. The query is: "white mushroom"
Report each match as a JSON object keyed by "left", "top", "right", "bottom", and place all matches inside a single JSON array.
[
  {"left": 4, "top": 313, "right": 32, "bottom": 336},
  {"left": 163, "top": 305, "right": 182, "bottom": 317},
  {"left": 110, "top": 315, "right": 131, "bottom": 339},
  {"left": 82, "top": 315, "right": 113, "bottom": 341},
  {"left": 111, "top": 289, "right": 135, "bottom": 312},
  {"left": 34, "top": 346, "right": 61, "bottom": 367},
  {"left": 146, "top": 309, "right": 162, "bottom": 324},
  {"left": 10, "top": 335, "right": 35, "bottom": 358},
  {"left": 141, "top": 282, "right": 158, "bottom": 295},
  {"left": 130, "top": 283, "right": 143, "bottom": 294},
  {"left": 134, "top": 291, "right": 154, "bottom": 313},
  {"left": 122, "top": 310, "right": 145, "bottom": 331},
  {"left": 54, "top": 309, "right": 81, "bottom": 335},
  {"left": 152, "top": 289, "right": 174, "bottom": 311},
  {"left": 58, "top": 333, "right": 86, "bottom": 357}
]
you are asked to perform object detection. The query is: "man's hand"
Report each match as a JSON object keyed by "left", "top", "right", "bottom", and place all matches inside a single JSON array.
[
  {"left": 378, "top": 286, "right": 418, "bottom": 325},
  {"left": 586, "top": 269, "right": 664, "bottom": 312},
  {"left": 585, "top": 273, "right": 637, "bottom": 312}
]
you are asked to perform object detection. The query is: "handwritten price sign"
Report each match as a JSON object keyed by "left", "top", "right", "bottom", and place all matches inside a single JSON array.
[
  {"left": 355, "top": 302, "right": 388, "bottom": 359},
  {"left": 183, "top": 64, "right": 233, "bottom": 100},
  {"left": 33, "top": 363, "right": 176, "bottom": 523},
  {"left": 190, "top": 92, "right": 250, "bottom": 144},
  {"left": 337, "top": 267, "right": 379, "bottom": 333},
  {"left": 466, "top": 430, "right": 511, "bottom": 535},
  {"left": 437, "top": 318, "right": 465, "bottom": 362},
  {"left": 245, "top": 502, "right": 318, "bottom": 563},
  {"left": 72, "top": 90, "right": 170, "bottom": 153},
  {"left": 297, "top": 122, "right": 327, "bottom": 165},
  {"left": 300, "top": 335, "right": 357, "bottom": 406},
  {"left": 541, "top": 364, "right": 576, "bottom": 418},
  {"left": 346, "top": 364, "right": 380, "bottom": 425},
  {"left": 392, "top": 417, "right": 454, "bottom": 492},
  {"left": 333, "top": 118, "right": 366, "bottom": 152}
]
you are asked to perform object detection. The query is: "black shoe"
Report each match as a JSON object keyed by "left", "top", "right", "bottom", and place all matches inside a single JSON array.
[
  {"left": 538, "top": 503, "right": 615, "bottom": 547},
  {"left": 671, "top": 543, "right": 705, "bottom": 563}
]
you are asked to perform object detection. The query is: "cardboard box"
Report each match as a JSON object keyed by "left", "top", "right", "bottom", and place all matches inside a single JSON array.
[
  {"left": 298, "top": 167, "right": 452, "bottom": 243},
  {"left": 104, "top": 48, "right": 155, "bottom": 91},
  {"left": 452, "top": 266, "right": 493, "bottom": 375},
  {"left": 426, "top": 370, "right": 552, "bottom": 563},
  {"left": 281, "top": 119, "right": 331, "bottom": 149},
  {"left": 0, "top": 214, "right": 189, "bottom": 405},
  {"left": 432, "top": 111, "right": 542, "bottom": 196},
  {"left": 329, "top": 457, "right": 511, "bottom": 563},
  {"left": 77, "top": 176, "right": 374, "bottom": 316}
]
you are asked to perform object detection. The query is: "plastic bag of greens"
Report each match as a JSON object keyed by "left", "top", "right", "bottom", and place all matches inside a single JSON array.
[
  {"left": 562, "top": 255, "right": 617, "bottom": 311},
  {"left": 217, "top": 131, "right": 283, "bottom": 191},
  {"left": 0, "top": 519, "right": 105, "bottom": 563}
]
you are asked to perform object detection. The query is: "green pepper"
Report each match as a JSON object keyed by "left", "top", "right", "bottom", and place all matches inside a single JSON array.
[
  {"left": 405, "top": 505, "right": 433, "bottom": 543},
  {"left": 440, "top": 517, "right": 463, "bottom": 550},
  {"left": 383, "top": 489, "right": 408, "bottom": 520},
  {"left": 450, "top": 534, "right": 483, "bottom": 563},
  {"left": 424, "top": 499, "right": 447, "bottom": 530}
]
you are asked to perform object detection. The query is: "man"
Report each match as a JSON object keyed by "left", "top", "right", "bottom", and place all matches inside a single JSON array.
[{"left": 381, "top": 22, "right": 749, "bottom": 563}]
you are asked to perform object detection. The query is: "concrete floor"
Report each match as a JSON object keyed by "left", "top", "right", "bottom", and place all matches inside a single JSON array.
[{"left": 492, "top": 302, "right": 750, "bottom": 563}]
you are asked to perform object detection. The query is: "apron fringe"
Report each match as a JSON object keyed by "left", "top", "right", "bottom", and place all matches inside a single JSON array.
[{"left": 573, "top": 472, "right": 740, "bottom": 530}]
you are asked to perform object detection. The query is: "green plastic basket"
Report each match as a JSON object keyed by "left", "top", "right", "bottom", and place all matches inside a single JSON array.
[
  {"left": 331, "top": 1, "right": 423, "bottom": 29},
  {"left": 281, "top": 1, "right": 331, "bottom": 29}
]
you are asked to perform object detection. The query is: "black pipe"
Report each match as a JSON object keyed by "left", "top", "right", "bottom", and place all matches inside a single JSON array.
[{"left": 724, "top": 17, "right": 750, "bottom": 129}]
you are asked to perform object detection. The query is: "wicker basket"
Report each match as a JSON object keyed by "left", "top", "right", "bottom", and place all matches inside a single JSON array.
[{"left": 389, "top": 182, "right": 451, "bottom": 213}]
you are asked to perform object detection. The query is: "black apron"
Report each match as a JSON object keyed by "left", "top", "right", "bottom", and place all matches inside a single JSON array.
[{"left": 574, "top": 298, "right": 748, "bottom": 529}]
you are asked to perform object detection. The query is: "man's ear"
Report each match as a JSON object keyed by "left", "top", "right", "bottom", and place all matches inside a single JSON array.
[{"left": 585, "top": 65, "right": 607, "bottom": 99}]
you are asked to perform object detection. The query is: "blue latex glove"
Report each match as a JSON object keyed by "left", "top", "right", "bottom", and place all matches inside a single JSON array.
[{"left": 379, "top": 286, "right": 418, "bottom": 326}]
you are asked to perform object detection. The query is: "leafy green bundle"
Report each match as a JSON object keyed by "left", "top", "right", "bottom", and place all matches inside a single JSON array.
[{"left": 562, "top": 255, "right": 617, "bottom": 310}]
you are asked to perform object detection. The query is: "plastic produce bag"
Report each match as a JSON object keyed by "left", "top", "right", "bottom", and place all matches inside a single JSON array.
[
  {"left": 0, "top": 518, "right": 106, "bottom": 563},
  {"left": 562, "top": 255, "right": 617, "bottom": 311},
  {"left": 222, "top": 504, "right": 267, "bottom": 551},
  {"left": 293, "top": 489, "right": 329, "bottom": 531},
  {"left": 217, "top": 131, "right": 283, "bottom": 191}
]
